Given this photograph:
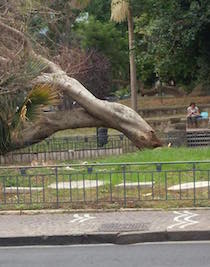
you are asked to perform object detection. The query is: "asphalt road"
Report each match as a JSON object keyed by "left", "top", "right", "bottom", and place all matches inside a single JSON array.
[{"left": 0, "top": 242, "right": 210, "bottom": 267}]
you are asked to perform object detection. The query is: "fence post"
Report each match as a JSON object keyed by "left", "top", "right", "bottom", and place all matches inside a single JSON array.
[
  {"left": 2, "top": 177, "right": 6, "bottom": 205},
  {"left": 16, "top": 176, "right": 20, "bottom": 204},
  {"left": 179, "top": 171, "right": 182, "bottom": 200},
  {"left": 55, "top": 167, "right": 59, "bottom": 208},
  {"left": 193, "top": 163, "right": 196, "bottom": 206},
  {"left": 208, "top": 170, "right": 210, "bottom": 200},
  {"left": 110, "top": 172, "right": 112, "bottom": 203},
  {"left": 69, "top": 174, "right": 72, "bottom": 203},
  {"left": 137, "top": 172, "right": 141, "bottom": 201},
  {"left": 165, "top": 172, "right": 168, "bottom": 201},
  {"left": 83, "top": 173, "right": 86, "bottom": 203},
  {"left": 96, "top": 172, "right": 99, "bottom": 204},
  {"left": 122, "top": 165, "right": 127, "bottom": 207},
  {"left": 152, "top": 172, "right": 154, "bottom": 200}
]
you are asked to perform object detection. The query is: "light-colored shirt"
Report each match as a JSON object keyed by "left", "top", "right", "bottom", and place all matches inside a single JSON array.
[{"left": 187, "top": 106, "right": 199, "bottom": 117}]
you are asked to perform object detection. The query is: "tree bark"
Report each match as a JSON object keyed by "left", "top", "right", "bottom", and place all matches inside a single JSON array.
[
  {"left": 11, "top": 109, "right": 105, "bottom": 150},
  {"left": 0, "top": 20, "right": 162, "bottom": 153},
  {"left": 127, "top": 7, "right": 138, "bottom": 111},
  {"left": 33, "top": 73, "right": 161, "bottom": 149}
]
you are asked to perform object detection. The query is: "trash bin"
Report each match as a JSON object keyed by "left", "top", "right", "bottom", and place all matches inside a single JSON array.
[{"left": 97, "top": 128, "right": 108, "bottom": 147}]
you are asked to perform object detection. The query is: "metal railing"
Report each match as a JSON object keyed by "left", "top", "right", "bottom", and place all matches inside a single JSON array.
[
  {"left": 0, "top": 135, "right": 136, "bottom": 164},
  {"left": 1, "top": 132, "right": 209, "bottom": 165},
  {"left": 0, "top": 161, "right": 209, "bottom": 209}
]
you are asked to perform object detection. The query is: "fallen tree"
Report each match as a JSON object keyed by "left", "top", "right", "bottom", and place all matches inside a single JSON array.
[{"left": 0, "top": 20, "right": 161, "bottom": 154}]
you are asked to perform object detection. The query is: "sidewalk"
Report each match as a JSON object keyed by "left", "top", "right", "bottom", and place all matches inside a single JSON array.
[{"left": 0, "top": 209, "right": 210, "bottom": 246}]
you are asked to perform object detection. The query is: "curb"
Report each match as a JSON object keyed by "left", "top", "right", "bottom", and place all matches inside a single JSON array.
[
  {"left": 1, "top": 207, "right": 210, "bottom": 216},
  {"left": 1, "top": 231, "right": 210, "bottom": 247},
  {"left": 116, "top": 230, "right": 210, "bottom": 244}
]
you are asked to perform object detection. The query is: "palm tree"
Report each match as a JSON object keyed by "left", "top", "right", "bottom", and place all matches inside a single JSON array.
[
  {"left": 111, "top": 0, "right": 138, "bottom": 111},
  {"left": 0, "top": 84, "right": 58, "bottom": 154}
]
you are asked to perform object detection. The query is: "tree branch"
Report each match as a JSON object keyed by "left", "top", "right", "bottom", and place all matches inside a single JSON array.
[
  {"left": 10, "top": 108, "right": 106, "bottom": 150},
  {"left": 35, "top": 73, "right": 161, "bottom": 148},
  {"left": 0, "top": 20, "right": 162, "bottom": 151}
]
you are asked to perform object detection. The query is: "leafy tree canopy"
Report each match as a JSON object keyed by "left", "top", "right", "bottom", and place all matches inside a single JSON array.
[
  {"left": 135, "top": 0, "right": 210, "bottom": 88},
  {"left": 79, "top": 0, "right": 210, "bottom": 91},
  {"left": 74, "top": 16, "right": 129, "bottom": 79}
]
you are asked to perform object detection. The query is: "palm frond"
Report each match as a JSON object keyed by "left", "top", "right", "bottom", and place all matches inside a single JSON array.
[
  {"left": 11, "top": 84, "right": 59, "bottom": 129},
  {"left": 21, "top": 84, "right": 59, "bottom": 122},
  {"left": 1, "top": 57, "right": 47, "bottom": 91},
  {"left": 23, "top": 57, "right": 47, "bottom": 82},
  {"left": 111, "top": 0, "right": 129, "bottom": 23}
]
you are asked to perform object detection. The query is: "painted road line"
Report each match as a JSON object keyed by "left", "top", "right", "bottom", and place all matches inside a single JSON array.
[
  {"left": 168, "top": 211, "right": 199, "bottom": 230},
  {"left": 70, "top": 214, "right": 96, "bottom": 223}
]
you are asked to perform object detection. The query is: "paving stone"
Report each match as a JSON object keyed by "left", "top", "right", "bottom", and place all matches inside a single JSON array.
[
  {"left": 0, "top": 210, "right": 210, "bottom": 238},
  {"left": 4, "top": 187, "right": 43, "bottom": 194},
  {"left": 168, "top": 181, "right": 209, "bottom": 191},
  {"left": 115, "top": 182, "right": 154, "bottom": 188},
  {"left": 48, "top": 180, "right": 106, "bottom": 189}
]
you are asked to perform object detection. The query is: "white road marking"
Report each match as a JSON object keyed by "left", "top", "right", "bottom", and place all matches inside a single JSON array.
[
  {"left": 168, "top": 211, "right": 189, "bottom": 229},
  {"left": 179, "top": 211, "right": 199, "bottom": 229},
  {"left": 168, "top": 210, "right": 199, "bottom": 230},
  {"left": 70, "top": 214, "right": 96, "bottom": 223}
]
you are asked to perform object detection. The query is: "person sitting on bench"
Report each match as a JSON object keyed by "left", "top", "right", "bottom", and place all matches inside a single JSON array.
[{"left": 187, "top": 102, "right": 201, "bottom": 127}]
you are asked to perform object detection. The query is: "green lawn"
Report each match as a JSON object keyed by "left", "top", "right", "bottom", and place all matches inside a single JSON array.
[
  {"left": 2, "top": 147, "right": 210, "bottom": 186},
  {"left": 95, "top": 147, "right": 210, "bottom": 164},
  {"left": 1, "top": 147, "right": 210, "bottom": 209}
]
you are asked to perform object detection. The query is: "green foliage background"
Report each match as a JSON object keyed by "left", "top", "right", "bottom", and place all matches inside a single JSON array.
[{"left": 83, "top": 0, "right": 210, "bottom": 90}]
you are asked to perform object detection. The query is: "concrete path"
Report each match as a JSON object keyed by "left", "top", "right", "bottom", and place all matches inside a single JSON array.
[{"left": 0, "top": 209, "right": 210, "bottom": 245}]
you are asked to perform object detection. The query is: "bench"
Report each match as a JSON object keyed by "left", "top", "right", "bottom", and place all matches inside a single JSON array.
[{"left": 187, "top": 112, "right": 209, "bottom": 129}]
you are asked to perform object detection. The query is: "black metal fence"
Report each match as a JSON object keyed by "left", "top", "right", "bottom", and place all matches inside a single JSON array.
[
  {"left": 0, "top": 135, "right": 136, "bottom": 165},
  {"left": 0, "top": 161, "right": 209, "bottom": 209},
  {"left": 161, "top": 131, "right": 187, "bottom": 146},
  {"left": 1, "top": 131, "right": 209, "bottom": 165}
]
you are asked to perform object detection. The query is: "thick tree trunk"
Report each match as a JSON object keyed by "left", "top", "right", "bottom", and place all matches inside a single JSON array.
[
  {"left": 127, "top": 7, "right": 138, "bottom": 112},
  {"left": 0, "top": 20, "right": 162, "bottom": 153},
  {"left": 11, "top": 109, "right": 105, "bottom": 150},
  {"left": 32, "top": 73, "right": 161, "bottom": 149}
]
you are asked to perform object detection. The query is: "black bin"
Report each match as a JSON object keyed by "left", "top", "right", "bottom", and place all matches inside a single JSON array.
[{"left": 97, "top": 128, "right": 108, "bottom": 147}]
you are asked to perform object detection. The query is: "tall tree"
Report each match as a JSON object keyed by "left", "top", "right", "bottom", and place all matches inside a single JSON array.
[
  {"left": 111, "top": 0, "right": 138, "bottom": 111},
  {"left": 134, "top": 0, "right": 210, "bottom": 92}
]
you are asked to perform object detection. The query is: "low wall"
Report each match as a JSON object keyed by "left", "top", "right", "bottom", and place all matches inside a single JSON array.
[
  {"left": 0, "top": 148, "right": 124, "bottom": 165},
  {"left": 139, "top": 104, "right": 210, "bottom": 118},
  {"left": 146, "top": 118, "right": 172, "bottom": 132}
]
